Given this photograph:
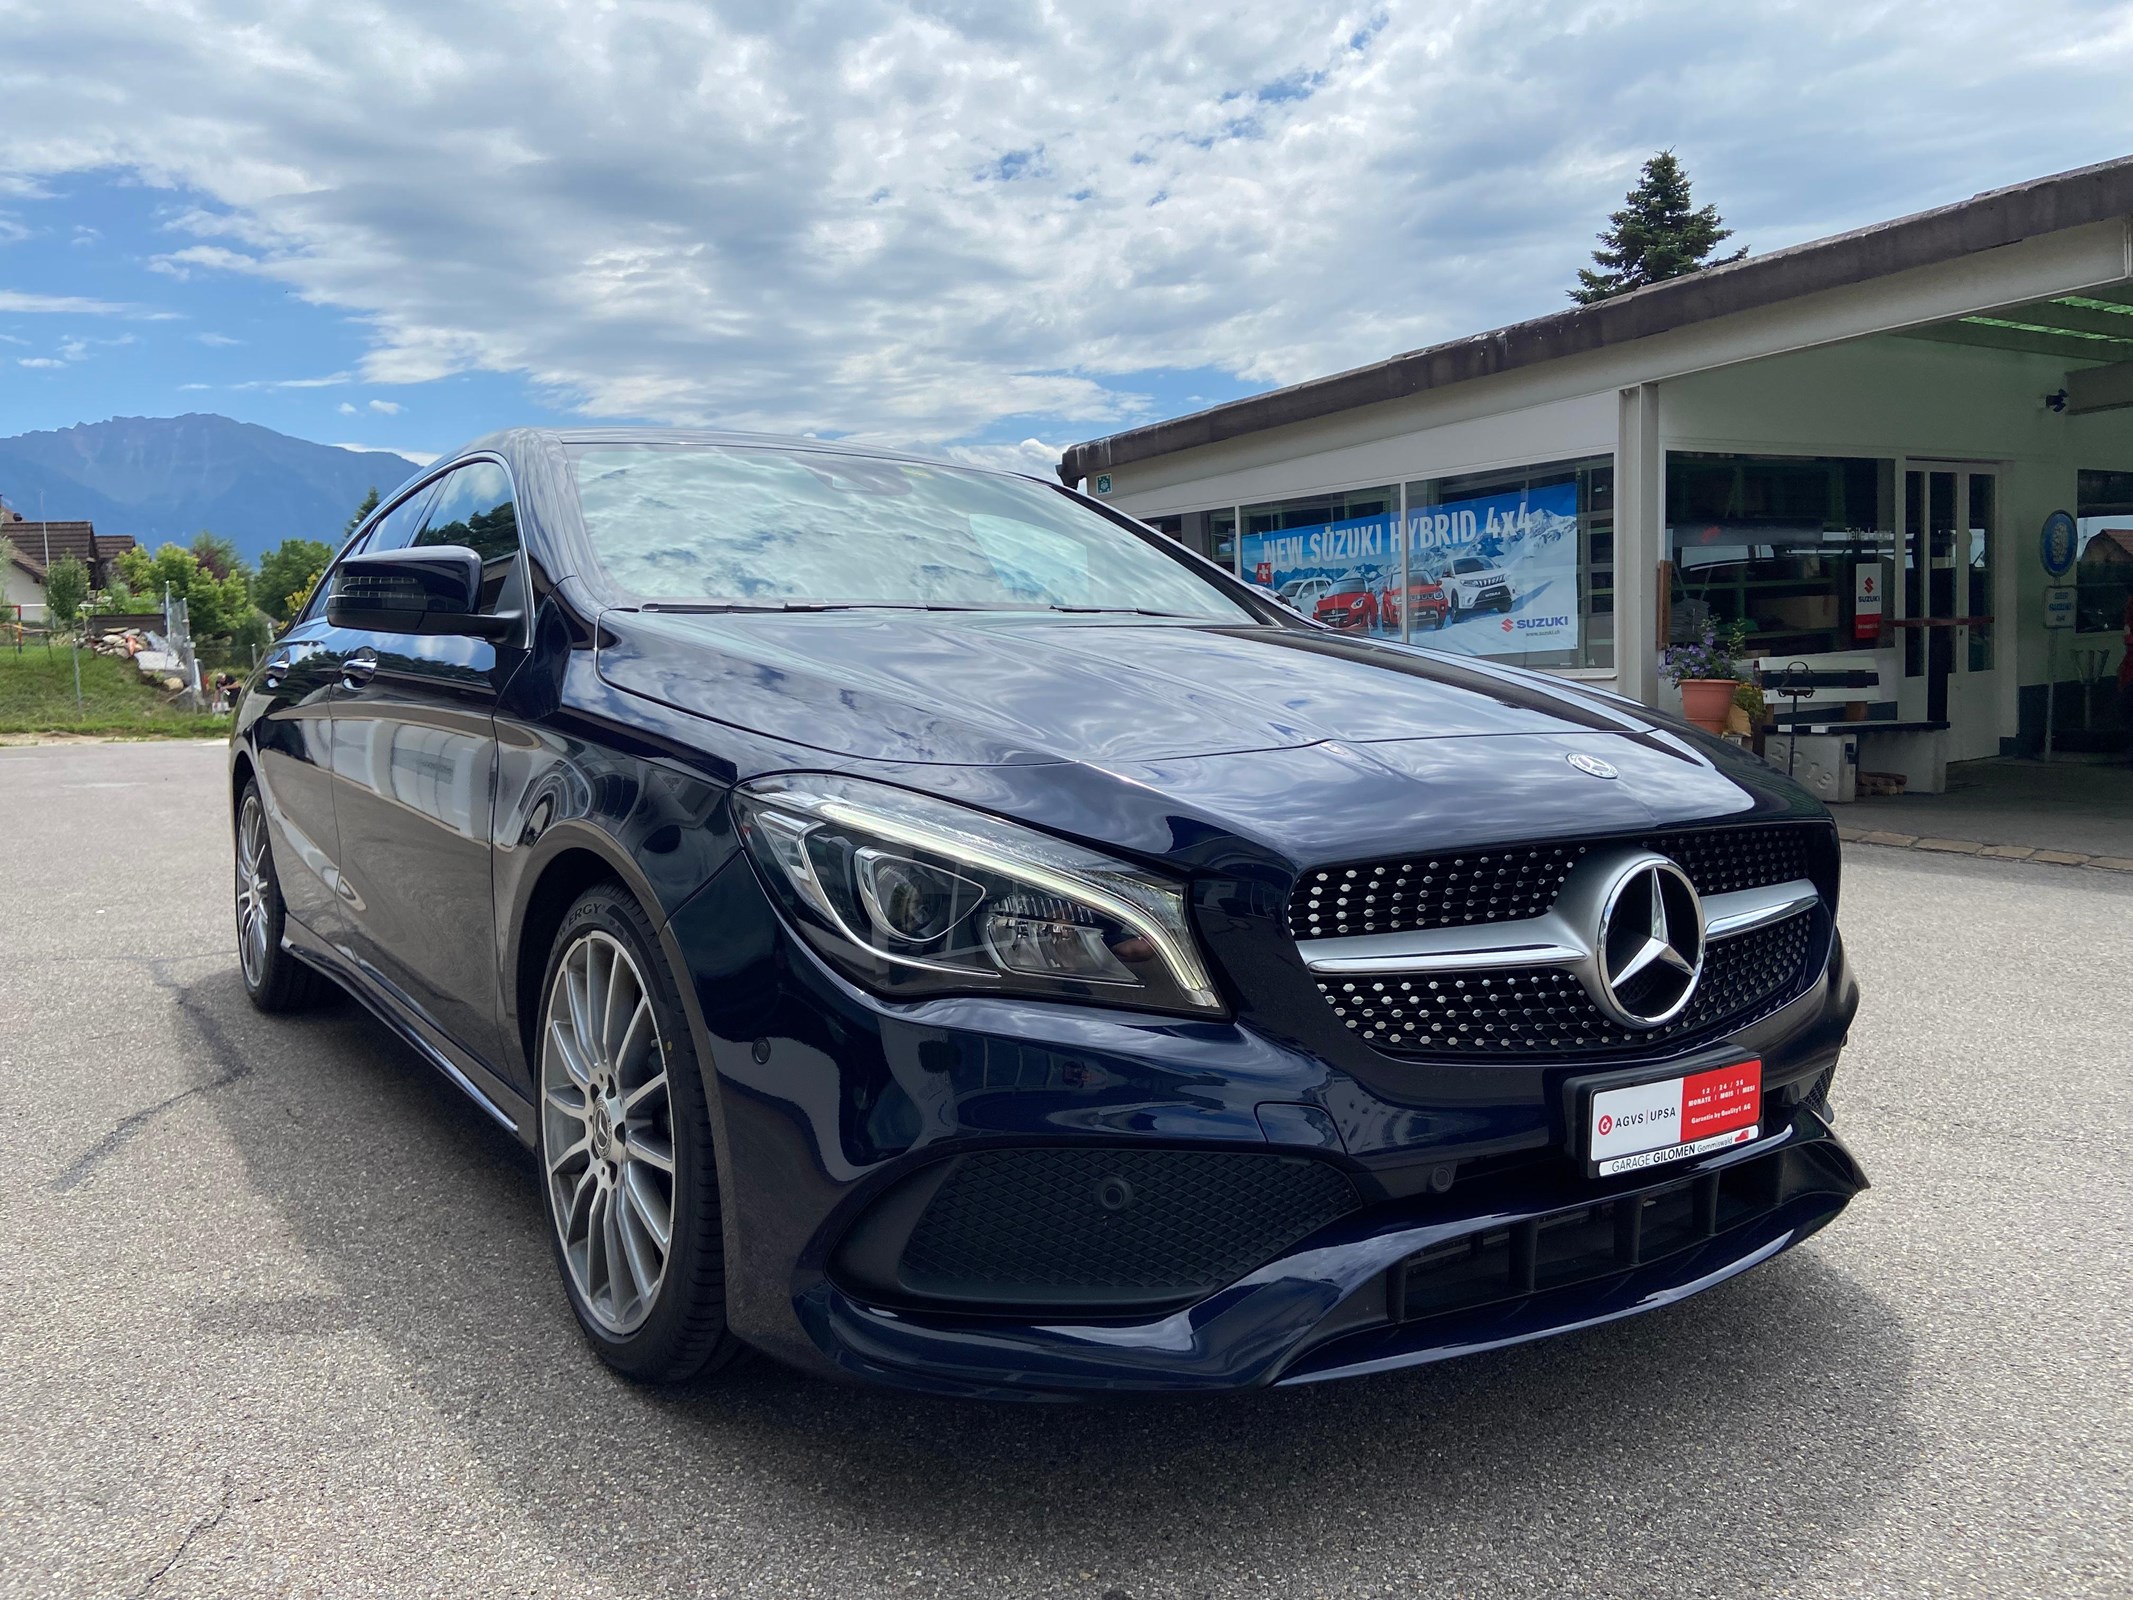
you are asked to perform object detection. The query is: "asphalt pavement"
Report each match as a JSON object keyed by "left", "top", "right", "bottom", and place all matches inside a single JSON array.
[{"left": 1, "top": 738, "right": 2126, "bottom": 1600}]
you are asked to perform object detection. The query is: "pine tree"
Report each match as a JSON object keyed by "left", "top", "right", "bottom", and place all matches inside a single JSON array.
[
  {"left": 1571, "top": 151, "right": 1745, "bottom": 305},
  {"left": 344, "top": 486, "right": 379, "bottom": 538}
]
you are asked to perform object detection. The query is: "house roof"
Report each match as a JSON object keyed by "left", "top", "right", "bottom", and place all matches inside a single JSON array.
[
  {"left": 2083, "top": 528, "right": 2133, "bottom": 565},
  {"left": 1058, "top": 152, "right": 2133, "bottom": 486},
  {"left": 7, "top": 521, "right": 99, "bottom": 568}
]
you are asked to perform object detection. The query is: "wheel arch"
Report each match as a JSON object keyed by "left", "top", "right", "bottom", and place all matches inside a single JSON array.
[
  {"left": 512, "top": 842, "right": 632, "bottom": 1075},
  {"left": 230, "top": 747, "right": 258, "bottom": 814}
]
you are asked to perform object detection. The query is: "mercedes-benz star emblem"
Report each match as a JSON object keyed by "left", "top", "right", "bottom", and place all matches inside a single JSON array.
[
  {"left": 1592, "top": 856, "right": 1705, "bottom": 1027},
  {"left": 1567, "top": 752, "right": 1618, "bottom": 780}
]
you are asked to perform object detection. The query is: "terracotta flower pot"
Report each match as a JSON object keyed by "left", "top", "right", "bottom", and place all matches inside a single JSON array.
[{"left": 1678, "top": 677, "right": 1738, "bottom": 735}]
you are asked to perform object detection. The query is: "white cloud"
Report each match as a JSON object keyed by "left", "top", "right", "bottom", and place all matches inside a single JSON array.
[
  {"left": 2, "top": 2, "right": 2131, "bottom": 449},
  {"left": 334, "top": 442, "right": 434, "bottom": 465},
  {"left": 177, "top": 381, "right": 212, "bottom": 390},
  {"left": 17, "top": 355, "right": 64, "bottom": 368},
  {"left": 367, "top": 398, "right": 402, "bottom": 414},
  {"left": 337, "top": 401, "right": 357, "bottom": 414},
  {"left": 0, "top": 288, "right": 145, "bottom": 315},
  {"left": 233, "top": 370, "right": 354, "bottom": 389},
  {"left": 195, "top": 331, "right": 242, "bottom": 346}
]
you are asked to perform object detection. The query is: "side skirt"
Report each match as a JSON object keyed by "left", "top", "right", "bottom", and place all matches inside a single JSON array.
[{"left": 279, "top": 917, "right": 536, "bottom": 1146}]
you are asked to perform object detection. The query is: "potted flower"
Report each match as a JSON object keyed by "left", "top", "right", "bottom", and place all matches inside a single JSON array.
[{"left": 1666, "top": 620, "right": 1751, "bottom": 735}]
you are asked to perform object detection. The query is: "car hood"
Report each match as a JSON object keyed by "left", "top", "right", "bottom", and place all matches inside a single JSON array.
[{"left": 595, "top": 609, "right": 1663, "bottom": 768}]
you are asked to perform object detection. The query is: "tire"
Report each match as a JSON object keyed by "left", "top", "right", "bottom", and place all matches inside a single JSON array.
[
  {"left": 535, "top": 884, "right": 740, "bottom": 1383},
  {"left": 234, "top": 778, "right": 332, "bottom": 1012}
]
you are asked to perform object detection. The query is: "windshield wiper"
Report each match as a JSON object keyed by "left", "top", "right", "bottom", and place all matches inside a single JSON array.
[
  {"left": 640, "top": 600, "right": 1015, "bottom": 614},
  {"left": 1042, "top": 605, "right": 1209, "bottom": 620}
]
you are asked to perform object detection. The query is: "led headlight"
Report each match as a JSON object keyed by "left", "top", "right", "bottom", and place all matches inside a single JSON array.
[{"left": 732, "top": 775, "right": 1223, "bottom": 1016}]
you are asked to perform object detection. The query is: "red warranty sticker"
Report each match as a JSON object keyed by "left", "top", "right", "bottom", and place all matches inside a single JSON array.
[{"left": 1589, "top": 1060, "right": 1762, "bottom": 1177}]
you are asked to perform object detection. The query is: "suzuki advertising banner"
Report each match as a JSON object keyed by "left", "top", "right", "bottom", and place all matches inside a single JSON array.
[{"left": 1242, "top": 481, "right": 1581, "bottom": 657}]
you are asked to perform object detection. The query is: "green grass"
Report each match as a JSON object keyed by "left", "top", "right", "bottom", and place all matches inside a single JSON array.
[{"left": 0, "top": 639, "right": 232, "bottom": 738}]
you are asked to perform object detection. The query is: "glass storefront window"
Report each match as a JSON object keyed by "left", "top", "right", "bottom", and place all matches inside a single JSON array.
[
  {"left": 1967, "top": 474, "right": 1994, "bottom": 671},
  {"left": 1237, "top": 487, "right": 1398, "bottom": 631},
  {"left": 1230, "top": 464, "right": 1613, "bottom": 666},
  {"left": 1667, "top": 453, "right": 1895, "bottom": 666},
  {"left": 2075, "top": 469, "right": 2133, "bottom": 635},
  {"left": 1405, "top": 460, "right": 1612, "bottom": 669}
]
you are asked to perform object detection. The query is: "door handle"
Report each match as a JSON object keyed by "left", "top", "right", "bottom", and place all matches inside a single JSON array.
[
  {"left": 341, "top": 647, "right": 379, "bottom": 687},
  {"left": 260, "top": 650, "right": 293, "bottom": 689}
]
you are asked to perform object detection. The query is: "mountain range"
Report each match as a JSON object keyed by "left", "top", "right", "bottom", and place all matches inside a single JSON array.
[{"left": 0, "top": 414, "right": 421, "bottom": 562}]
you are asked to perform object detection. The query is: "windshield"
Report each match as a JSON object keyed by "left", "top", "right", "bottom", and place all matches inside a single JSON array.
[
  {"left": 1452, "top": 557, "right": 1488, "bottom": 574},
  {"left": 568, "top": 443, "right": 1252, "bottom": 619}
]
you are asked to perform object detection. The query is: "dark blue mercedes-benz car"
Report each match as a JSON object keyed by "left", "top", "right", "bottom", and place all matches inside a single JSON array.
[{"left": 229, "top": 429, "right": 1864, "bottom": 1397}]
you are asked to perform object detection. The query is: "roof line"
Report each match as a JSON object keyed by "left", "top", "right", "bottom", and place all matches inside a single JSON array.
[{"left": 1058, "top": 152, "right": 2133, "bottom": 485}]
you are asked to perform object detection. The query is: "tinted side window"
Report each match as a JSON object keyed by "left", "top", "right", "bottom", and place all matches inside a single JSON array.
[
  {"left": 416, "top": 462, "right": 521, "bottom": 613},
  {"left": 368, "top": 485, "right": 440, "bottom": 554},
  {"left": 296, "top": 531, "right": 368, "bottom": 626}
]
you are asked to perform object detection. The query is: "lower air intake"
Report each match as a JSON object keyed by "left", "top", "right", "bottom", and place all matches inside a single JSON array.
[{"left": 844, "top": 1147, "right": 1361, "bottom": 1312}]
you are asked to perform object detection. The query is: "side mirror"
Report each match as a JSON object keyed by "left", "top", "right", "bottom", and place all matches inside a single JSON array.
[{"left": 327, "top": 545, "right": 515, "bottom": 639}]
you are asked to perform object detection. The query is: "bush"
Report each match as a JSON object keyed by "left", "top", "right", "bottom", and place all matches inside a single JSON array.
[
  {"left": 115, "top": 541, "right": 256, "bottom": 642},
  {"left": 43, "top": 555, "right": 90, "bottom": 626}
]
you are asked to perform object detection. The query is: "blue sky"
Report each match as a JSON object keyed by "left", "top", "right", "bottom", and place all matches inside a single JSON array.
[
  {"left": 4, "top": 1, "right": 2133, "bottom": 476},
  {"left": 0, "top": 173, "right": 551, "bottom": 464}
]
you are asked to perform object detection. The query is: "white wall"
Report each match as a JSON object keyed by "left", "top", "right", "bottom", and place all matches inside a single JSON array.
[{"left": 3, "top": 563, "right": 46, "bottom": 622}]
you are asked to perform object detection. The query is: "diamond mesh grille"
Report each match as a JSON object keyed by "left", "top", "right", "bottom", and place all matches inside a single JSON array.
[
  {"left": 1315, "top": 909, "right": 1816, "bottom": 1057},
  {"left": 1288, "top": 823, "right": 1816, "bottom": 941},
  {"left": 898, "top": 1147, "right": 1359, "bottom": 1302}
]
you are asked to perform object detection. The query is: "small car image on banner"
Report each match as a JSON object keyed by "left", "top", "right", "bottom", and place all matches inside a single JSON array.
[{"left": 1243, "top": 480, "right": 1580, "bottom": 657}]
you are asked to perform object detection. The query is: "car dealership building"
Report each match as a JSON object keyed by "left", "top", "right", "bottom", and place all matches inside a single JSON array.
[{"left": 1059, "top": 156, "right": 2133, "bottom": 788}]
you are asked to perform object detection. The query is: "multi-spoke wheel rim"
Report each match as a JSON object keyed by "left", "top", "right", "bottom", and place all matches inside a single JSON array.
[
  {"left": 235, "top": 795, "right": 272, "bottom": 988},
  {"left": 540, "top": 930, "right": 676, "bottom": 1335}
]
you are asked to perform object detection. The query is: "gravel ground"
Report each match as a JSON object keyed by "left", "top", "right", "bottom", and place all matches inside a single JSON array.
[{"left": 1, "top": 738, "right": 2126, "bottom": 1600}]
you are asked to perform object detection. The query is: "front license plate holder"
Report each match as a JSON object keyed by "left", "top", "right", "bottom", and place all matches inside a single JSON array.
[{"left": 1570, "top": 1058, "right": 1764, "bottom": 1178}]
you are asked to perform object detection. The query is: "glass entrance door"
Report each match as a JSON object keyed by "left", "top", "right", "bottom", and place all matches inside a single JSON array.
[{"left": 1902, "top": 465, "right": 1999, "bottom": 756}]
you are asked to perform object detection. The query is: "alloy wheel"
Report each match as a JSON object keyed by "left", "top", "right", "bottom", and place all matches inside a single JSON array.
[
  {"left": 540, "top": 929, "right": 677, "bottom": 1334},
  {"left": 235, "top": 794, "right": 273, "bottom": 988}
]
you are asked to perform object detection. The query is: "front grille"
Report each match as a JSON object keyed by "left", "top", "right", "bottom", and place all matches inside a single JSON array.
[
  {"left": 892, "top": 1147, "right": 1360, "bottom": 1309},
  {"left": 1315, "top": 908, "right": 1815, "bottom": 1057},
  {"left": 1289, "top": 823, "right": 1815, "bottom": 941}
]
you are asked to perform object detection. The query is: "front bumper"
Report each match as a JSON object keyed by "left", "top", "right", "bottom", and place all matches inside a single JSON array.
[
  {"left": 791, "top": 1108, "right": 1863, "bottom": 1398},
  {"left": 666, "top": 846, "right": 1861, "bottom": 1399}
]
